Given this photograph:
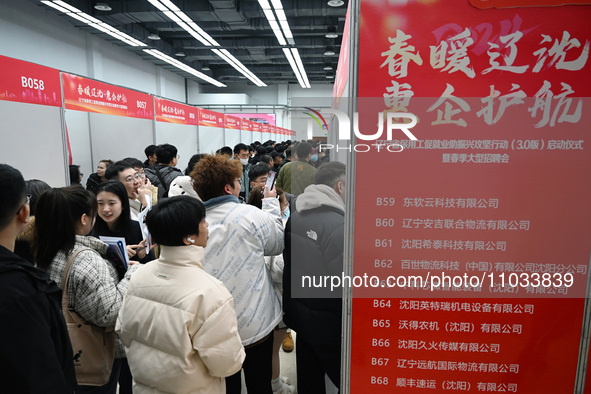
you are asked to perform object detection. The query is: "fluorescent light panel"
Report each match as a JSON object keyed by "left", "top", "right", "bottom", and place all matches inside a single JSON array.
[
  {"left": 212, "top": 49, "right": 267, "bottom": 87},
  {"left": 282, "top": 48, "right": 305, "bottom": 87},
  {"left": 144, "top": 49, "right": 226, "bottom": 87},
  {"left": 42, "top": 1, "right": 146, "bottom": 47},
  {"left": 257, "top": 0, "right": 310, "bottom": 87},
  {"left": 147, "top": 0, "right": 265, "bottom": 86},
  {"left": 291, "top": 48, "right": 310, "bottom": 88}
]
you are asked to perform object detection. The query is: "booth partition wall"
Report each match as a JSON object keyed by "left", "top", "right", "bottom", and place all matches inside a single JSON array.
[{"left": 0, "top": 55, "right": 295, "bottom": 186}]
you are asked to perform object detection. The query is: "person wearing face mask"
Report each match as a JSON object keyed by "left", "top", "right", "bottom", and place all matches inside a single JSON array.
[{"left": 233, "top": 143, "right": 252, "bottom": 202}]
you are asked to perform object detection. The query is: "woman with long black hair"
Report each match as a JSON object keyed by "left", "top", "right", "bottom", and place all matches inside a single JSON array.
[
  {"left": 91, "top": 180, "right": 154, "bottom": 264},
  {"left": 33, "top": 186, "right": 140, "bottom": 393}
]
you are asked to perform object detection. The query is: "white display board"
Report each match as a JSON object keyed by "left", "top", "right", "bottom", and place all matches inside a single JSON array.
[
  {"left": 224, "top": 128, "right": 241, "bottom": 150},
  {"left": 155, "top": 122, "right": 198, "bottom": 172},
  {"left": 0, "top": 101, "right": 68, "bottom": 186},
  {"left": 198, "top": 126, "right": 224, "bottom": 155},
  {"left": 252, "top": 131, "right": 263, "bottom": 143},
  {"left": 89, "top": 113, "right": 154, "bottom": 164},
  {"left": 241, "top": 129, "right": 252, "bottom": 145},
  {"left": 65, "top": 110, "right": 93, "bottom": 187}
]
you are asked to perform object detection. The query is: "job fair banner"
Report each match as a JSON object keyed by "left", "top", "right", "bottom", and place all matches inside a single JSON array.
[
  {"left": 0, "top": 55, "right": 62, "bottom": 107},
  {"left": 198, "top": 108, "right": 224, "bottom": 128},
  {"left": 155, "top": 97, "right": 199, "bottom": 125},
  {"left": 62, "top": 73, "right": 153, "bottom": 119},
  {"left": 349, "top": 1, "right": 591, "bottom": 393},
  {"left": 224, "top": 114, "right": 241, "bottom": 130}
]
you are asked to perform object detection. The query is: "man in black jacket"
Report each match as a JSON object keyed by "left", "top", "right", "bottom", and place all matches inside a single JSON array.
[
  {"left": 144, "top": 144, "right": 182, "bottom": 200},
  {"left": 283, "top": 161, "right": 346, "bottom": 394},
  {"left": 0, "top": 164, "right": 78, "bottom": 393}
]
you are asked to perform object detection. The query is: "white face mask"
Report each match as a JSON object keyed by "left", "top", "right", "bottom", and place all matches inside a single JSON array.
[{"left": 239, "top": 158, "right": 249, "bottom": 166}]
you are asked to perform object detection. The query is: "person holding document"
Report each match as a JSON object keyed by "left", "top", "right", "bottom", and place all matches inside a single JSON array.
[
  {"left": 33, "top": 185, "right": 141, "bottom": 393},
  {"left": 91, "top": 180, "right": 154, "bottom": 265}
]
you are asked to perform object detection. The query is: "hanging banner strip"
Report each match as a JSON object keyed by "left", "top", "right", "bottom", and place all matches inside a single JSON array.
[
  {"left": 242, "top": 119, "right": 254, "bottom": 131},
  {"left": 155, "top": 97, "right": 199, "bottom": 125},
  {"left": 224, "top": 114, "right": 241, "bottom": 129},
  {"left": 62, "top": 73, "right": 153, "bottom": 119},
  {"left": 199, "top": 108, "right": 224, "bottom": 128},
  {"left": 0, "top": 55, "right": 62, "bottom": 107}
]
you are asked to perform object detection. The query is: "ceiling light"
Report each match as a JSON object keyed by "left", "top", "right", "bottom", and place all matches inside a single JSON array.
[
  {"left": 143, "top": 49, "right": 226, "bottom": 87},
  {"left": 324, "top": 64, "right": 333, "bottom": 70},
  {"left": 325, "top": 26, "right": 338, "bottom": 39},
  {"left": 94, "top": 2, "right": 112, "bottom": 11},
  {"left": 148, "top": 33, "right": 161, "bottom": 40},
  {"left": 202, "top": 65, "right": 210, "bottom": 71},
  {"left": 326, "top": 74, "right": 335, "bottom": 79},
  {"left": 41, "top": 1, "right": 146, "bottom": 47},
  {"left": 175, "top": 50, "right": 185, "bottom": 56},
  {"left": 324, "top": 46, "right": 336, "bottom": 56},
  {"left": 327, "top": 0, "right": 344, "bottom": 6}
]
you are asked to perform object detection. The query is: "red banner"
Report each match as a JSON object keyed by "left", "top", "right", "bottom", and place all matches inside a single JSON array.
[
  {"left": 252, "top": 122, "right": 263, "bottom": 133},
  {"left": 261, "top": 123, "right": 270, "bottom": 134},
  {"left": 470, "top": 0, "right": 591, "bottom": 8},
  {"left": 224, "top": 114, "right": 241, "bottom": 130},
  {"left": 198, "top": 108, "right": 224, "bottom": 128},
  {"left": 0, "top": 55, "right": 62, "bottom": 107},
  {"left": 155, "top": 97, "right": 198, "bottom": 125},
  {"left": 351, "top": 1, "right": 591, "bottom": 393},
  {"left": 332, "top": 4, "right": 350, "bottom": 107},
  {"left": 62, "top": 73, "right": 153, "bottom": 119},
  {"left": 241, "top": 119, "right": 253, "bottom": 131}
]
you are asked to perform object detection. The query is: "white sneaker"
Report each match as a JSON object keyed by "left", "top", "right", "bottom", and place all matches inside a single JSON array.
[
  {"left": 281, "top": 376, "right": 291, "bottom": 385},
  {"left": 273, "top": 381, "right": 296, "bottom": 394}
]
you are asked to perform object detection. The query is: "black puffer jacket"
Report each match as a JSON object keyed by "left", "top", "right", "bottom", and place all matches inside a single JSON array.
[
  {"left": 282, "top": 184, "right": 345, "bottom": 346},
  {"left": 144, "top": 164, "right": 182, "bottom": 200},
  {"left": 0, "top": 246, "right": 78, "bottom": 393}
]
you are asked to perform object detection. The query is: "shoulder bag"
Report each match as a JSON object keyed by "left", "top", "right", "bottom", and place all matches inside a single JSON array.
[{"left": 61, "top": 248, "right": 116, "bottom": 386}]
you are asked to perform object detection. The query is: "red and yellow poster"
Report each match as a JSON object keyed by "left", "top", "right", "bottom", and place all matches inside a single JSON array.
[
  {"left": 62, "top": 73, "right": 153, "bottom": 119},
  {"left": 261, "top": 123, "right": 270, "bottom": 134},
  {"left": 0, "top": 55, "right": 62, "bottom": 107},
  {"left": 155, "top": 97, "right": 198, "bottom": 125},
  {"left": 224, "top": 114, "right": 241, "bottom": 130},
  {"left": 242, "top": 119, "right": 253, "bottom": 131},
  {"left": 351, "top": 1, "right": 591, "bottom": 393},
  {"left": 252, "top": 122, "right": 263, "bottom": 133},
  {"left": 198, "top": 108, "right": 224, "bottom": 128}
]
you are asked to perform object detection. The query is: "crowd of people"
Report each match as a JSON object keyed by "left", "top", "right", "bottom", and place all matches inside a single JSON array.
[{"left": 0, "top": 139, "right": 345, "bottom": 394}]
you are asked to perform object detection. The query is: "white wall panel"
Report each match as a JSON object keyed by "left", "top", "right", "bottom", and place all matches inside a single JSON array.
[
  {"left": 241, "top": 130, "right": 252, "bottom": 145},
  {"left": 198, "top": 127, "right": 224, "bottom": 155},
  {"left": 155, "top": 123, "right": 198, "bottom": 171},
  {"left": 224, "top": 129, "right": 241, "bottom": 150},
  {"left": 0, "top": 101, "right": 67, "bottom": 186},
  {"left": 65, "top": 110, "right": 93, "bottom": 187},
  {"left": 89, "top": 114, "right": 153, "bottom": 163}
]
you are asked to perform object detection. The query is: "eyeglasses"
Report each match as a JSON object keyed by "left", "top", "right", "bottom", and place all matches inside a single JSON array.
[
  {"left": 176, "top": 154, "right": 181, "bottom": 160},
  {"left": 123, "top": 173, "right": 141, "bottom": 183},
  {"left": 236, "top": 178, "right": 243, "bottom": 186},
  {"left": 16, "top": 194, "right": 31, "bottom": 215}
]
